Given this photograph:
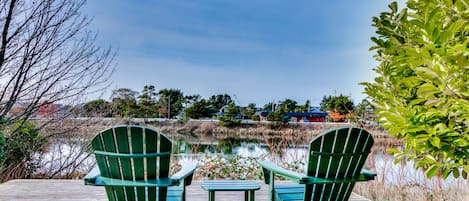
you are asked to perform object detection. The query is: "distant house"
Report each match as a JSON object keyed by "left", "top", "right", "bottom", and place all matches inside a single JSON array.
[
  {"left": 328, "top": 110, "right": 354, "bottom": 122},
  {"left": 7, "top": 101, "right": 71, "bottom": 118},
  {"left": 255, "top": 111, "right": 271, "bottom": 121},
  {"left": 37, "top": 102, "right": 65, "bottom": 117},
  {"left": 285, "top": 111, "right": 328, "bottom": 122},
  {"left": 215, "top": 105, "right": 242, "bottom": 119},
  {"left": 256, "top": 107, "right": 328, "bottom": 122}
]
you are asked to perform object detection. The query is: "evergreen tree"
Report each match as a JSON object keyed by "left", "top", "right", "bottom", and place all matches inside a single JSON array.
[
  {"left": 320, "top": 95, "right": 354, "bottom": 115},
  {"left": 185, "top": 99, "right": 214, "bottom": 119},
  {"left": 208, "top": 94, "right": 232, "bottom": 111},
  {"left": 158, "top": 89, "right": 185, "bottom": 118},
  {"left": 354, "top": 99, "right": 376, "bottom": 125},
  {"left": 218, "top": 102, "right": 241, "bottom": 127},
  {"left": 241, "top": 103, "right": 257, "bottom": 119},
  {"left": 138, "top": 85, "right": 158, "bottom": 118},
  {"left": 278, "top": 99, "right": 298, "bottom": 112},
  {"left": 82, "top": 99, "right": 113, "bottom": 117}
]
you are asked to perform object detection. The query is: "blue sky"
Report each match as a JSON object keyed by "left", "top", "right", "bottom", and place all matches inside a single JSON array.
[{"left": 84, "top": 0, "right": 400, "bottom": 106}]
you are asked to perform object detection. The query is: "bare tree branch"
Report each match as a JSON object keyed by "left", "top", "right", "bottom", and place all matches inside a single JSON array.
[{"left": 0, "top": 0, "right": 115, "bottom": 128}]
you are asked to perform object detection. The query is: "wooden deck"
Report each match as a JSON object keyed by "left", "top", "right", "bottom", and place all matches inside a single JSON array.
[{"left": 0, "top": 179, "right": 371, "bottom": 201}]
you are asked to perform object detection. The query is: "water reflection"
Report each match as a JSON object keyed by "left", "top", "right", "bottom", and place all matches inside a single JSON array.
[
  {"left": 172, "top": 137, "right": 307, "bottom": 158},
  {"left": 172, "top": 136, "right": 467, "bottom": 190},
  {"left": 37, "top": 134, "right": 467, "bottom": 190},
  {"left": 174, "top": 141, "right": 269, "bottom": 159}
]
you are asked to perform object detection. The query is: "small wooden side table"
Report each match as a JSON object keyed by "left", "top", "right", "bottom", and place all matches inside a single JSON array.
[{"left": 201, "top": 180, "right": 261, "bottom": 201}]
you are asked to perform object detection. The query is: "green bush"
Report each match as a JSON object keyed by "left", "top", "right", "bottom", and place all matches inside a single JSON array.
[
  {"left": 251, "top": 114, "right": 260, "bottom": 121},
  {"left": 362, "top": 0, "right": 469, "bottom": 179},
  {"left": 0, "top": 121, "right": 46, "bottom": 182}
]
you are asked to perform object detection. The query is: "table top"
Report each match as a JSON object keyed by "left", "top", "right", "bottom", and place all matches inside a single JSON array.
[{"left": 201, "top": 180, "right": 261, "bottom": 191}]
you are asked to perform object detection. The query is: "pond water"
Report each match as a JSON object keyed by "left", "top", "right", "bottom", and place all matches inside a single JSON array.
[
  {"left": 171, "top": 139, "right": 467, "bottom": 189},
  {"left": 37, "top": 136, "right": 467, "bottom": 190}
]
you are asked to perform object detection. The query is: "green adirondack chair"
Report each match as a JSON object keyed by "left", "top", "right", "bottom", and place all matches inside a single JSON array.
[
  {"left": 258, "top": 127, "right": 376, "bottom": 201},
  {"left": 84, "top": 125, "right": 196, "bottom": 201}
]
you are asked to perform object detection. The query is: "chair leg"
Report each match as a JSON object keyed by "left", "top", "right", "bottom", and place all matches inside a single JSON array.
[
  {"left": 269, "top": 172, "right": 275, "bottom": 201},
  {"left": 209, "top": 191, "right": 215, "bottom": 201},
  {"left": 250, "top": 190, "right": 255, "bottom": 201},
  {"left": 182, "top": 182, "right": 186, "bottom": 201}
]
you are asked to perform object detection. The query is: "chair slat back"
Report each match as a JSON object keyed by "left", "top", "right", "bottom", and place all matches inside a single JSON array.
[
  {"left": 91, "top": 125, "right": 172, "bottom": 201},
  {"left": 305, "top": 127, "right": 374, "bottom": 201}
]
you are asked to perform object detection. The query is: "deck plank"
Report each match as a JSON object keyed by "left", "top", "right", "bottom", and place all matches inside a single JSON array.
[{"left": 0, "top": 180, "right": 370, "bottom": 201}]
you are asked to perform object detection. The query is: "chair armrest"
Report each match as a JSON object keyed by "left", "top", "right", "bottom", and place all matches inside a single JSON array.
[
  {"left": 84, "top": 166, "right": 100, "bottom": 186},
  {"left": 99, "top": 177, "right": 174, "bottom": 187},
  {"left": 171, "top": 161, "right": 197, "bottom": 186},
  {"left": 258, "top": 160, "right": 310, "bottom": 184},
  {"left": 84, "top": 165, "right": 178, "bottom": 187},
  {"left": 258, "top": 160, "right": 373, "bottom": 185},
  {"left": 357, "top": 169, "right": 376, "bottom": 181}
]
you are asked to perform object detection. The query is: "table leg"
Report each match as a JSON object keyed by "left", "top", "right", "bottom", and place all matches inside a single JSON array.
[
  {"left": 209, "top": 191, "right": 215, "bottom": 201},
  {"left": 244, "top": 191, "right": 248, "bottom": 201},
  {"left": 250, "top": 190, "right": 255, "bottom": 201}
]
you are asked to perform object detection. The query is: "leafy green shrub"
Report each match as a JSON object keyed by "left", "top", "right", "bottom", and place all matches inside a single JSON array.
[
  {"left": 251, "top": 114, "right": 260, "bottom": 121},
  {"left": 266, "top": 108, "right": 290, "bottom": 128},
  {"left": 362, "top": 0, "right": 469, "bottom": 179},
  {"left": 0, "top": 121, "right": 46, "bottom": 181}
]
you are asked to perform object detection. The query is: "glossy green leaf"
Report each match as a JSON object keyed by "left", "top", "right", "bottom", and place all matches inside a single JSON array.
[
  {"left": 463, "top": 165, "right": 469, "bottom": 174},
  {"left": 387, "top": 147, "right": 401, "bottom": 155},
  {"left": 429, "top": 137, "right": 441, "bottom": 148},
  {"left": 453, "top": 138, "right": 469, "bottom": 147},
  {"left": 394, "top": 154, "right": 406, "bottom": 164},
  {"left": 389, "top": 2, "right": 398, "bottom": 13},
  {"left": 416, "top": 155, "right": 436, "bottom": 167},
  {"left": 441, "top": 167, "right": 451, "bottom": 180},
  {"left": 453, "top": 169, "right": 460, "bottom": 178},
  {"left": 425, "top": 164, "right": 441, "bottom": 178}
]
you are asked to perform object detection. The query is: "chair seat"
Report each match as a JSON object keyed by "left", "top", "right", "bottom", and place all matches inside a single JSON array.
[
  {"left": 274, "top": 184, "right": 305, "bottom": 201},
  {"left": 274, "top": 183, "right": 357, "bottom": 201},
  {"left": 160, "top": 186, "right": 184, "bottom": 201}
]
